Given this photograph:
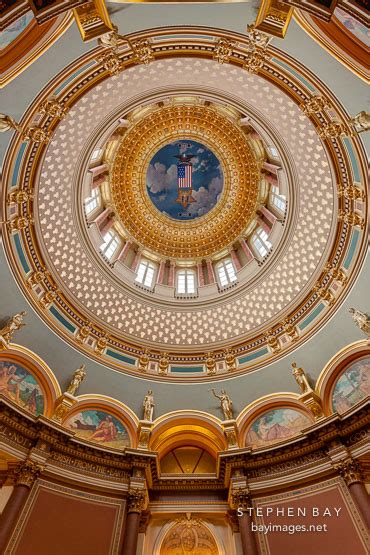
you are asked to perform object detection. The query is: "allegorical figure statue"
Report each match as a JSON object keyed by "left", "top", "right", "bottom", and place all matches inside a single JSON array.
[
  {"left": 211, "top": 389, "right": 233, "bottom": 420},
  {"left": 66, "top": 364, "right": 86, "bottom": 396},
  {"left": 349, "top": 308, "right": 370, "bottom": 336},
  {"left": 350, "top": 111, "right": 370, "bottom": 134},
  {"left": 143, "top": 390, "right": 154, "bottom": 421},
  {"left": 0, "top": 311, "right": 26, "bottom": 349},
  {"left": 292, "top": 362, "right": 312, "bottom": 394},
  {"left": 0, "top": 113, "right": 21, "bottom": 133}
]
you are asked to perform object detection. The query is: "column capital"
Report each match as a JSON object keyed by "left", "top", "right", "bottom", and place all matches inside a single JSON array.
[
  {"left": 15, "top": 460, "right": 44, "bottom": 488},
  {"left": 127, "top": 488, "right": 146, "bottom": 513},
  {"left": 334, "top": 458, "right": 362, "bottom": 486},
  {"left": 230, "top": 486, "right": 252, "bottom": 511}
]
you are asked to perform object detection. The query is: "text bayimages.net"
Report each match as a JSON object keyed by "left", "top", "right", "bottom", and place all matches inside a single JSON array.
[{"left": 238, "top": 505, "right": 342, "bottom": 534}]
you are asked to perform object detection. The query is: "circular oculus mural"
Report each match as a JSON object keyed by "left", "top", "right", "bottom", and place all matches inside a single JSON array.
[{"left": 146, "top": 140, "right": 223, "bottom": 221}]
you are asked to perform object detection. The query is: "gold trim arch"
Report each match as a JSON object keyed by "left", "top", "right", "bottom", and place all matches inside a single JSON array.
[
  {"left": 153, "top": 518, "right": 225, "bottom": 555},
  {"left": 150, "top": 410, "right": 226, "bottom": 457}
]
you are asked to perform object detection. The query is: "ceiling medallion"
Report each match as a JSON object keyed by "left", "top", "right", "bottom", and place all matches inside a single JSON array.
[
  {"left": 1, "top": 27, "right": 367, "bottom": 382},
  {"left": 146, "top": 139, "right": 224, "bottom": 223},
  {"left": 110, "top": 103, "right": 260, "bottom": 259}
]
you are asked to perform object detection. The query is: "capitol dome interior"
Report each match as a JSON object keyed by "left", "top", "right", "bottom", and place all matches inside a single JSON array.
[{"left": 0, "top": 1, "right": 369, "bottom": 554}]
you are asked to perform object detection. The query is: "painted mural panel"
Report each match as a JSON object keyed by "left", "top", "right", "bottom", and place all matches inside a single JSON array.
[
  {"left": 332, "top": 357, "right": 370, "bottom": 414},
  {"left": 335, "top": 8, "right": 370, "bottom": 47},
  {"left": 160, "top": 518, "right": 218, "bottom": 554},
  {"left": 0, "top": 360, "right": 44, "bottom": 416},
  {"left": 66, "top": 410, "right": 130, "bottom": 448},
  {"left": 0, "top": 13, "right": 33, "bottom": 50},
  {"left": 247, "top": 408, "right": 311, "bottom": 448},
  {"left": 146, "top": 140, "right": 223, "bottom": 221}
]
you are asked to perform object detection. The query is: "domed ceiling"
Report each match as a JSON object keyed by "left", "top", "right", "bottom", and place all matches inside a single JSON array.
[{"left": 2, "top": 26, "right": 367, "bottom": 382}]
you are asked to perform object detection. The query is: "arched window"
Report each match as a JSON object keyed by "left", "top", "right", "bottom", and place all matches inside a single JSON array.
[
  {"left": 84, "top": 187, "right": 100, "bottom": 215},
  {"left": 136, "top": 259, "right": 156, "bottom": 288},
  {"left": 251, "top": 227, "right": 272, "bottom": 258},
  {"left": 177, "top": 269, "right": 196, "bottom": 294},
  {"left": 268, "top": 146, "right": 279, "bottom": 158},
  {"left": 100, "top": 230, "right": 120, "bottom": 260},
  {"left": 91, "top": 148, "right": 102, "bottom": 161},
  {"left": 216, "top": 258, "right": 237, "bottom": 287},
  {"left": 270, "top": 185, "right": 286, "bottom": 212}
]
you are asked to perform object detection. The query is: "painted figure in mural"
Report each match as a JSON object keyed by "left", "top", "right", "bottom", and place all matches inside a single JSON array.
[
  {"left": 66, "top": 364, "right": 86, "bottom": 396},
  {"left": 67, "top": 410, "right": 130, "bottom": 448},
  {"left": 0, "top": 364, "right": 24, "bottom": 403},
  {"left": 292, "top": 362, "right": 313, "bottom": 394},
  {"left": 247, "top": 408, "right": 310, "bottom": 448},
  {"left": 0, "top": 311, "right": 26, "bottom": 348},
  {"left": 332, "top": 357, "right": 370, "bottom": 413},
  {"left": 349, "top": 308, "right": 370, "bottom": 336},
  {"left": 211, "top": 389, "right": 233, "bottom": 420},
  {"left": 0, "top": 361, "right": 44, "bottom": 416},
  {"left": 143, "top": 390, "right": 154, "bottom": 421},
  {"left": 89, "top": 415, "right": 118, "bottom": 442}
]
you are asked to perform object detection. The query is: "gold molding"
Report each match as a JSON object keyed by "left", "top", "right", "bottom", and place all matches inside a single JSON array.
[
  {"left": 73, "top": 0, "right": 114, "bottom": 42},
  {"left": 255, "top": 0, "right": 294, "bottom": 38}
]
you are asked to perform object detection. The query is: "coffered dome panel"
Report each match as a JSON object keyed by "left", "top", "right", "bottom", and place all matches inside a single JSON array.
[{"left": 2, "top": 27, "right": 367, "bottom": 381}]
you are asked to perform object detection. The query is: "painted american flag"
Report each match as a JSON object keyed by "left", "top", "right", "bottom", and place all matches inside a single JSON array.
[{"left": 177, "top": 163, "right": 192, "bottom": 189}]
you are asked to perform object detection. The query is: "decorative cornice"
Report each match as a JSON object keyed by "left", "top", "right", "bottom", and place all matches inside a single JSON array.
[{"left": 0, "top": 399, "right": 369, "bottom": 494}]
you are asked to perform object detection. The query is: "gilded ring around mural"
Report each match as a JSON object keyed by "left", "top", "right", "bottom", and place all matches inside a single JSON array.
[{"left": 110, "top": 103, "right": 261, "bottom": 258}]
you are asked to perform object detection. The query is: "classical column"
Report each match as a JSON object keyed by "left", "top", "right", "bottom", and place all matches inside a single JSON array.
[
  {"left": 256, "top": 216, "right": 270, "bottom": 235},
  {"left": 92, "top": 206, "right": 112, "bottom": 228},
  {"left": 89, "top": 163, "right": 108, "bottom": 178},
  {"left": 168, "top": 261, "right": 175, "bottom": 287},
  {"left": 131, "top": 249, "right": 142, "bottom": 272},
  {"left": 262, "top": 161, "right": 280, "bottom": 175},
  {"left": 156, "top": 260, "right": 166, "bottom": 285},
  {"left": 121, "top": 489, "right": 145, "bottom": 555},
  {"left": 116, "top": 240, "right": 132, "bottom": 264},
  {"left": 0, "top": 460, "right": 43, "bottom": 553},
  {"left": 229, "top": 248, "right": 242, "bottom": 271},
  {"left": 206, "top": 259, "right": 216, "bottom": 284},
  {"left": 231, "top": 488, "right": 259, "bottom": 555},
  {"left": 259, "top": 206, "right": 277, "bottom": 227},
  {"left": 262, "top": 171, "right": 278, "bottom": 187},
  {"left": 335, "top": 458, "right": 370, "bottom": 529},
  {"left": 100, "top": 217, "right": 114, "bottom": 237},
  {"left": 91, "top": 173, "right": 107, "bottom": 189},
  {"left": 197, "top": 262, "right": 205, "bottom": 287},
  {"left": 240, "top": 239, "right": 254, "bottom": 262}
]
